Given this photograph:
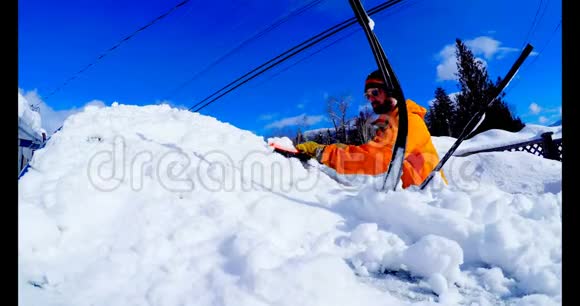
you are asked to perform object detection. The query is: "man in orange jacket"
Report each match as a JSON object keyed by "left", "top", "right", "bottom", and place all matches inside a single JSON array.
[{"left": 296, "top": 70, "right": 445, "bottom": 189}]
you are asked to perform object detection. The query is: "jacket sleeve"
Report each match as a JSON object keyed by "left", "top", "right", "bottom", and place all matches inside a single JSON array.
[{"left": 319, "top": 124, "right": 397, "bottom": 176}]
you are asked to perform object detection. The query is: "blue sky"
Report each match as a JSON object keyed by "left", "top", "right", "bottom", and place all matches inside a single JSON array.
[{"left": 19, "top": 0, "right": 561, "bottom": 136}]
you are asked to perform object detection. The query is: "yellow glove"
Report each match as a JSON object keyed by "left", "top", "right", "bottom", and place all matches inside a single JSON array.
[{"left": 295, "top": 141, "right": 325, "bottom": 159}]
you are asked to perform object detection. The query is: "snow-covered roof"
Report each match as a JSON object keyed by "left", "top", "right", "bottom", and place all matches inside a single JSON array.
[{"left": 18, "top": 92, "right": 45, "bottom": 141}]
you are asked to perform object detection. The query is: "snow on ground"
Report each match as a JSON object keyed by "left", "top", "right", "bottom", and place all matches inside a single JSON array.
[{"left": 19, "top": 103, "right": 561, "bottom": 306}]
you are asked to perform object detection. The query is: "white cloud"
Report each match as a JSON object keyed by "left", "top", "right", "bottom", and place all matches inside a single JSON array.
[
  {"left": 436, "top": 45, "right": 458, "bottom": 81},
  {"left": 258, "top": 113, "right": 278, "bottom": 121},
  {"left": 427, "top": 91, "right": 460, "bottom": 106},
  {"left": 465, "top": 36, "right": 520, "bottom": 60},
  {"left": 529, "top": 103, "right": 542, "bottom": 114},
  {"left": 522, "top": 103, "right": 561, "bottom": 117},
  {"left": 436, "top": 43, "right": 488, "bottom": 81},
  {"left": 520, "top": 102, "right": 561, "bottom": 125},
  {"left": 435, "top": 36, "right": 519, "bottom": 81},
  {"left": 542, "top": 106, "right": 562, "bottom": 115},
  {"left": 265, "top": 113, "right": 325, "bottom": 129},
  {"left": 449, "top": 91, "right": 461, "bottom": 102},
  {"left": 494, "top": 47, "right": 521, "bottom": 59},
  {"left": 436, "top": 56, "right": 458, "bottom": 81},
  {"left": 20, "top": 89, "right": 106, "bottom": 135},
  {"left": 465, "top": 36, "right": 500, "bottom": 59},
  {"left": 534, "top": 111, "right": 561, "bottom": 126}
]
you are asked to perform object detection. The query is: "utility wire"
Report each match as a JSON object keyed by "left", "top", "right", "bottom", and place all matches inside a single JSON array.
[
  {"left": 243, "top": 27, "right": 360, "bottom": 119},
  {"left": 504, "top": 20, "right": 561, "bottom": 98},
  {"left": 248, "top": 27, "right": 360, "bottom": 90},
  {"left": 189, "top": 0, "right": 406, "bottom": 113},
  {"left": 521, "top": 0, "right": 550, "bottom": 50},
  {"left": 521, "top": 0, "right": 544, "bottom": 48},
  {"left": 42, "top": 0, "right": 193, "bottom": 102},
  {"left": 165, "top": 0, "right": 325, "bottom": 100},
  {"left": 523, "top": 20, "right": 561, "bottom": 70}
]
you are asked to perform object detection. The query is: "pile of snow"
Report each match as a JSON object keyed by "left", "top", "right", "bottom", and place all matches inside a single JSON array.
[
  {"left": 18, "top": 91, "right": 46, "bottom": 139},
  {"left": 19, "top": 103, "right": 561, "bottom": 306},
  {"left": 431, "top": 124, "right": 562, "bottom": 195}
]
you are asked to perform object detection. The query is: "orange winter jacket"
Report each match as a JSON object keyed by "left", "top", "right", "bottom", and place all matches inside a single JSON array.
[{"left": 319, "top": 99, "right": 446, "bottom": 189}]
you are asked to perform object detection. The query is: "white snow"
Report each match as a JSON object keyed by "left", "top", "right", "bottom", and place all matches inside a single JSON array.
[
  {"left": 19, "top": 103, "right": 562, "bottom": 305},
  {"left": 368, "top": 17, "right": 375, "bottom": 31},
  {"left": 19, "top": 91, "right": 46, "bottom": 139},
  {"left": 453, "top": 124, "right": 562, "bottom": 156}
]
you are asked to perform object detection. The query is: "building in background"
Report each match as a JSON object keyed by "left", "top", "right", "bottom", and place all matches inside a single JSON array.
[{"left": 18, "top": 92, "right": 46, "bottom": 176}]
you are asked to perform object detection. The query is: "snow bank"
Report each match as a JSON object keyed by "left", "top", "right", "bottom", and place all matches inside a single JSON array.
[{"left": 19, "top": 103, "right": 561, "bottom": 305}]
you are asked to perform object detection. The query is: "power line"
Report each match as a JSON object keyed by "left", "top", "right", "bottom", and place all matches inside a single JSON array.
[
  {"left": 248, "top": 27, "right": 360, "bottom": 90},
  {"left": 164, "top": 0, "right": 325, "bottom": 101},
  {"left": 505, "top": 20, "right": 561, "bottom": 97},
  {"left": 525, "top": 19, "right": 561, "bottom": 68},
  {"left": 241, "top": 28, "right": 362, "bottom": 121},
  {"left": 189, "top": 0, "right": 406, "bottom": 113},
  {"left": 39, "top": 0, "right": 404, "bottom": 136},
  {"left": 521, "top": 0, "right": 544, "bottom": 48},
  {"left": 42, "top": 0, "right": 193, "bottom": 102}
]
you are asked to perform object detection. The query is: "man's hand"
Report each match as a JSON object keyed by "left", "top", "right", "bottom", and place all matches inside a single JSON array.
[{"left": 295, "top": 141, "right": 325, "bottom": 158}]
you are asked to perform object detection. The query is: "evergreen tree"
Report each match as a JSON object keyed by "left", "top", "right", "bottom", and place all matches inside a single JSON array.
[
  {"left": 452, "top": 39, "right": 524, "bottom": 137},
  {"left": 426, "top": 87, "right": 455, "bottom": 136},
  {"left": 425, "top": 104, "right": 435, "bottom": 131},
  {"left": 476, "top": 77, "right": 525, "bottom": 133}
]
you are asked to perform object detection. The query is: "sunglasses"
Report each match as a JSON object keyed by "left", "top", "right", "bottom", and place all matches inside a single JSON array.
[
  {"left": 364, "top": 88, "right": 395, "bottom": 100},
  {"left": 364, "top": 89, "right": 380, "bottom": 100}
]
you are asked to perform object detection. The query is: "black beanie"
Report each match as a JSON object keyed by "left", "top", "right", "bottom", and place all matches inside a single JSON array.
[{"left": 364, "top": 70, "right": 394, "bottom": 92}]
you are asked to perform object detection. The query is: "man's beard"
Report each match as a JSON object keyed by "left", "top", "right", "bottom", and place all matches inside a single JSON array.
[{"left": 372, "top": 101, "right": 393, "bottom": 114}]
